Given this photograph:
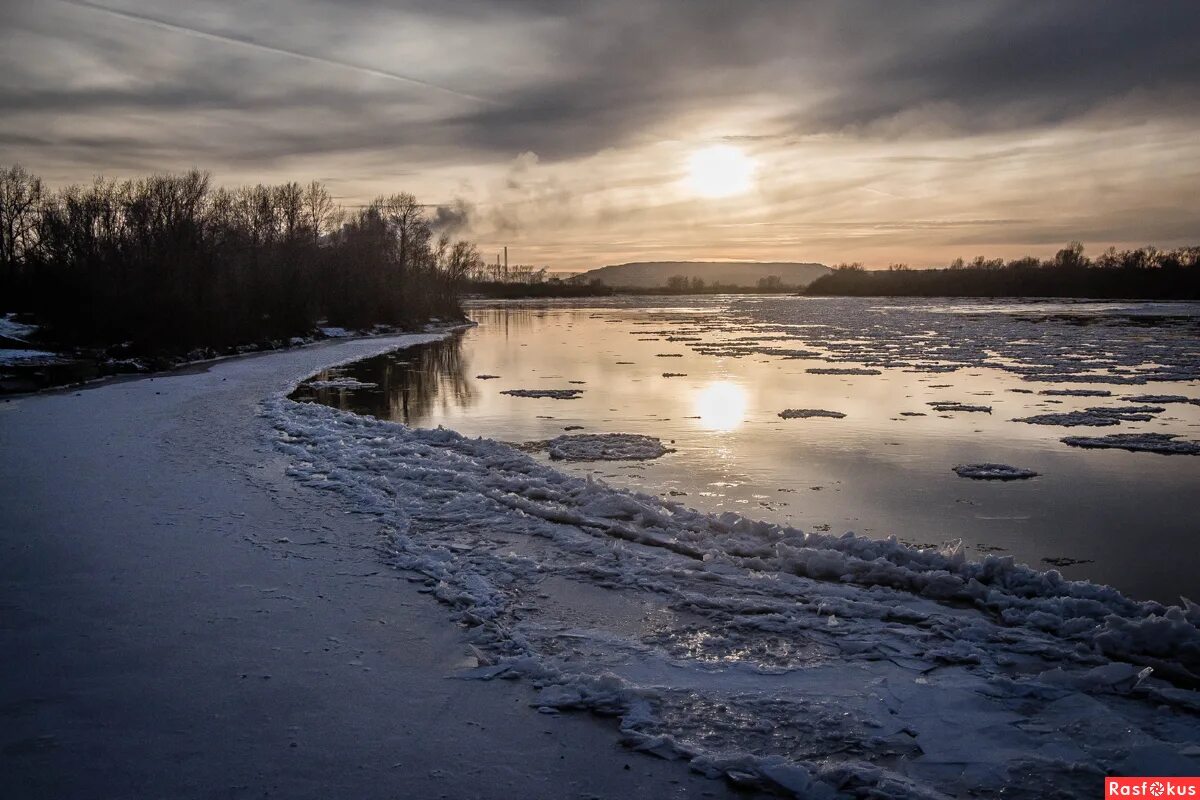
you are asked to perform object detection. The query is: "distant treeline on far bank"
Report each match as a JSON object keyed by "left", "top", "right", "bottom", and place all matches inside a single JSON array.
[
  {"left": 804, "top": 243, "right": 1200, "bottom": 300},
  {"left": 0, "top": 164, "right": 483, "bottom": 354}
]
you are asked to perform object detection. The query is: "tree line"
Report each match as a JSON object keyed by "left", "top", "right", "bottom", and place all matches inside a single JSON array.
[
  {"left": 805, "top": 243, "right": 1200, "bottom": 299},
  {"left": 0, "top": 164, "right": 483, "bottom": 354}
]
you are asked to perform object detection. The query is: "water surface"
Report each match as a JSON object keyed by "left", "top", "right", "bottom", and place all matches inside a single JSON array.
[{"left": 292, "top": 296, "right": 1200, "bottom": 603}]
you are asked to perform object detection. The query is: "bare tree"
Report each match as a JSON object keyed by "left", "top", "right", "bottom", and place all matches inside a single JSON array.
[{"left": 0, "top": 164, "right": 44, "bottom": 277}]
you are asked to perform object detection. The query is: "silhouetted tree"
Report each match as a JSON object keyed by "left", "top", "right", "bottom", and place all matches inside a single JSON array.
[
  {"left": 0, "top": 164, "right": 474, "bottom": 354},
  {"left": 804, "top": 243, "right": 1199, "bottom": 300}
]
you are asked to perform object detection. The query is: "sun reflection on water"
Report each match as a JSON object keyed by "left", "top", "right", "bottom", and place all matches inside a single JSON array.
[{"left": 692, "top": 380, "right": 749, "bottom": 431}]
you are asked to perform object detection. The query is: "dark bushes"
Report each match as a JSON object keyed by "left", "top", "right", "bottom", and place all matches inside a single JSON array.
[
  {"left": 806, "top": 244, "right": 1200, "bottom": 299},
  {"left": 0, "top": 165, "right": 481, "bottom": 353}
]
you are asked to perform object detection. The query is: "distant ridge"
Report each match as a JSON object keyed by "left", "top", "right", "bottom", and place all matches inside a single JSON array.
[{"left": 577, "top": 260, "right": 830, "bottom": 288}]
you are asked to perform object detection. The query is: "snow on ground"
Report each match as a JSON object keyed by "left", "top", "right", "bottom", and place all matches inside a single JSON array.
[
  {"left": 952, "top": 463, "right": 1039, "bottom": 480},
  {"left": 0, "top": 313, "right": 38, "bottom": 341},
  {"left": 1061, "top": 433, "right": 1200, "bottom": 456},
  {"left": 317, "top": 326, "right": 352, "bottom": 338},
  {"left": 501, "top": 388, "right": 585, "bottom": 399},
  {"left": 305, "top": 377, "right": 379, "bottom": 390},
  {"left": 544, "top": 433, "right": 671, "bottom": 461},
  {"left": 2, "top": 331, "right": 751, "bottom": 800},
  {"left": 0, "top": 348, "right": 61, "bottom": 365},
  {"left": 777, "top": 409, "right": 846, "bottom": 419},
  {"left": 269, "top": 391, "right": 1200, "bottom": 798}
]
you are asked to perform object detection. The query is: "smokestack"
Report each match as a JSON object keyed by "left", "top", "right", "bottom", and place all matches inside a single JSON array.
[{"left": 504, "top": 246, "right": 508, "bottom": 278}]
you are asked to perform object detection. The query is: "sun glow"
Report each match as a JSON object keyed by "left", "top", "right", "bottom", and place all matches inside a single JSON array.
[
  {"left": 692, "top": 380, "right": 749, "bottom": 431},
  {"left": 684, "top": 145, "right": 757, "bottom": 198}
]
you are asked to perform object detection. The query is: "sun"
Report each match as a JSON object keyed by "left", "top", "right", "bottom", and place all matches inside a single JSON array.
[{"left": 684, "top": 145, "right": 756, "bottom": 199}]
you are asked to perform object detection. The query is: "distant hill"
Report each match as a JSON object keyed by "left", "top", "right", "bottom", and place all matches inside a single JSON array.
[{"left": 576, "top": 261, "right": 830, "bottom": 289}]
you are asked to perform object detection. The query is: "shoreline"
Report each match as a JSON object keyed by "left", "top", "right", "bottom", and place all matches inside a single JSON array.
[{"left": 0, "top": 333, "right": 742, "bottom": 800}]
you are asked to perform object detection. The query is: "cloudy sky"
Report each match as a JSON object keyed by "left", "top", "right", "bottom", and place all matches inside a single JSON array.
[{"left": 2, "top": 0, "right": 1199, "bottom": 270}]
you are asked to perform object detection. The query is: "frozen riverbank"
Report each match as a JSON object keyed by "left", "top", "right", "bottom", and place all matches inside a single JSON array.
[
  {"left": 272, "top": 391, "right": 1200, "bottom": 797},
  {"left": 0, "top": 334, "right": 742, "bottom": 800}
]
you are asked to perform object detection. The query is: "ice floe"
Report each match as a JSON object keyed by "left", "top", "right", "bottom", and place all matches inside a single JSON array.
[
  {"left": 633, "top": 297, "right": 1200, "bottom": 385},
  {"left": 1015, "top": 405, "right": 1165, "bottom": 427},
  {"left": 269, "top": 393, "right": 1200, "bottom": 798},
  {"left": 305, "top": 378, "right": 379, "bottom": 390},
  {"left": 778, "top": 409, "right": 846, "bottom": 419},
  {"left": 953, "top": 463, "right": 1039, "bottom": 480},
  {"left": 1061, "top": 433, "right": 1200, "bottom": 456},
  {"left": 805, "top": 367, "right": 881, "bottom": 375},
  {"left": 1040, "top": 388, "right": 1112, "bottom": 397},
  {"left": 501, "top": 388, "right": 585, "bottom": 400},
  {"left": 545, "top": 433, "right": 671, "bottom": 461},
  {"left": 927, "top": 401, "right": 991, "bottom": 413},
  {"left": 1125, "top": 394, "right": 1199, "bottom": 405}
]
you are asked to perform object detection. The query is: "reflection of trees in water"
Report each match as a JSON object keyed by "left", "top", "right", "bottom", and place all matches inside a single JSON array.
[
  {"left": 379, "top": 334, "right": 473, "bottom": 424},
  {"left": 466, "top": 305, "right": 549, "bottom": 341},
  {"left": 299, "top": 334, "right": 473, "bottom": 424}
]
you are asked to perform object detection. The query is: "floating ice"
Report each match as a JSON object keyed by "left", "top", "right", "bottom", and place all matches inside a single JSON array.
[
  {"left": 270, "top": 395, "right": 1200, "bottom": 798},
  {"left": 1061, "top": 433, "right": 1200, "bottom": 456},
  {"left": 545, "top": 433, "right": 671, "bottom": 461},
  {"left": 1015, "top": 411, "right": 1123, "bottom": 426},
  {"left": 1040, "top": 388, "right": 1112, "bottom": 397},
  {"left": 305, "top": 378, "right": 378, "bottom": 390},
  {"left": 927, "top": 401, "right": 991, "bottom": 413},
  {"left": 501, "top": 388, "right": 585, "bottom": 399},
  {"left": 1015, "top": 405, "right": 1164, "bottom": 427},
  {"left": 953, "top": 463, "right": 1039, "bottom": 480},
  {"left": 1125, "top": 394, "right": 1198, "bottom": 405},
  {"left": 778, "top": 409, "right": 846, "bottom": 419},
  {"left": 805, "top": 367, "right": 881, "bottom": 375}
]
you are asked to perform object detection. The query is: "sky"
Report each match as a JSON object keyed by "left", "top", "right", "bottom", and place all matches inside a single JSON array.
[{"left": 2, "top": 0, "right": 1199, "bottom": 271}]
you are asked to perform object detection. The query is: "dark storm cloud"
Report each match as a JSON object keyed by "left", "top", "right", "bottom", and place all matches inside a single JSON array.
[
  {"left": 433, "top": 0, "right": 1200, "bottom": 155},
  {"left": 2, "top": 0, "right": 1199, "bottom": 168}
]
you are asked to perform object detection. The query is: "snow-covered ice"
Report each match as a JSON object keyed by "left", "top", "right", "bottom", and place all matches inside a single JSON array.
[
  {"left": 953, "top": 463, "right": 1039, "bottom": 480},
  {"left": 805, "top": 367, "right": 881, "bottom": 375},
  {"left": 1061, "top": 433, "right": 1200, "bottom": 456},
  {"left": 1015, "top": 405, "right": 1165, "bottom": 427},
  {"left": 1040, "top": 388, "right": 1112, "bottom": 397},
  {"left": 305, "top": 377, "right": 379, "bottom": 390},
  {"left": 927, "top": 401, "right": 991, "bottom": 413},
  {"left": 636, "top": 297, "right": 1200, "bottom": 385},
  {"left": 544, "top": 433, "right": 671, "bottom": 461},
  {"left": 501, "top": 388, "right": 585, "bottom": 400},
  {"left": 778, "top": 409, "right": 846, "bottom": 419},
  {"left": 1014, "top": 411, "right": 1124, "bottom": 426},
  {"left": 1125, "top": 394, "right": 1200, "bottom": 405},
  {"left": 269, "top": 385, "right": 1200, "bottom": 798}
]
